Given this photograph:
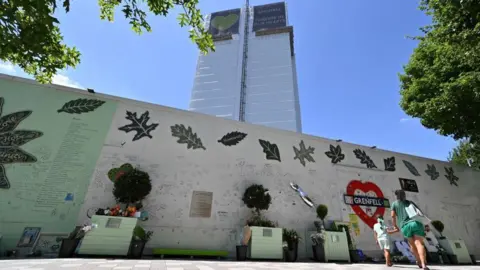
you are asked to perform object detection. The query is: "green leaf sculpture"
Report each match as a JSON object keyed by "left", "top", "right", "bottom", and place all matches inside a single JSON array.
[
  {"left": 170, "top": 124, "right": 206, "bottom": 150},
  {"left": 57, "top": 98, "right": 105, "bottom": 114},
  {"left": 0, "top": 97, "right": 43, "bottom": 189}
]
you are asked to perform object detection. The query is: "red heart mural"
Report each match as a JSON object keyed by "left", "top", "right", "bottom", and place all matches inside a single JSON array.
[{"left": 346, "top": 180, "right": 386, "bottom": 229}]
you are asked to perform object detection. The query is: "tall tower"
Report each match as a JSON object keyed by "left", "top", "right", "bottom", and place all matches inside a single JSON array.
[{"left": 188, "top": 1, "right": 302, "bottom": 133}]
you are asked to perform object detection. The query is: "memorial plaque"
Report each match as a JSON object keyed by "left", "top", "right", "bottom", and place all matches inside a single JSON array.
[{"left": 189, "top": 191, "right": 213, "bottom": 218}]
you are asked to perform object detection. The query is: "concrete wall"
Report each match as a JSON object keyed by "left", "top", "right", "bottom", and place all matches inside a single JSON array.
[{"left": 1, "top": 75, "right": 480, "bottom": 259}]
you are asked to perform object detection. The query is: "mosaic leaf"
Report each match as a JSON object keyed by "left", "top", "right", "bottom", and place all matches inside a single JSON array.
[
  {"left": 0, "top": 165, "right": 10, "bottom": 189},
  {"left": 293, "top": 140, "right": 315, "bottom": 166},
  {"left": 217, "top": 131, "right": 247, "bottom": 146},
  {"left": 384, "top": 157, "right": 396, "bottom": 171},
  {"left": 353, "top": 149, "right": 377, "bottom": 169},
  {"left": 324, "top": 144, "right": 345, "bottom": 164},
  {"left": 118, "top": 110, "right": 158, "bottom": 141},
  {"left": 425, "top": 164, "right": 439, "bottom": 180},
  {"left": 259, "top": 139, "right": 281, "bottom": 162},
  {"left": 57, "top": 98, "right": 105, "bottom": 114},
  {"left": 403, "top": 160, "right": 421, "bottom": 176},
  {"left": 170, "top": 124, "right": 206, "bottom": 150},
  {"left": 444, "top": 167, "right": 459, "bottom": 186}
]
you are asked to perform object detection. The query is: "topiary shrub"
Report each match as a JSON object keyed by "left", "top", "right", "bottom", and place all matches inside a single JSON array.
[
  {"left": 316, "top": 204, "right": 328, "bottom": 221},
  {"left": 113, "top": 168, "right": 152, "bottom": 206},
  {"left": 242, "top": 184, "right": 276, "bottom": 227},
  {"left": 242, "top": 184, "right": 272, "bottom": 214},
  {"left": 431, "top": 220, "right": 445, "bottom": 238}
]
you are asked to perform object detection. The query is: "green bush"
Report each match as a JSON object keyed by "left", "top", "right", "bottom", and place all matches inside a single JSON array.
[
  {"left": 113, "top": 168, "right": 152, "bottom": 205},
  {"left": 431, "top": 220, "right": 445, "bottom": 235},
  {"left": 316, "top": 204, "right": 328, "bottom": 220},
  {"left": 133, "top": 225, "right": 153, "bottom": 242},
  {"left": 242, "top": 184, "right": 272, "bottom": 213}
]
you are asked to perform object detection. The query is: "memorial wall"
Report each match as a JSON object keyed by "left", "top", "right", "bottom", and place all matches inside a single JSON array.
[{"left": 1, "top": 75, "right": 479, "bottom": 258}]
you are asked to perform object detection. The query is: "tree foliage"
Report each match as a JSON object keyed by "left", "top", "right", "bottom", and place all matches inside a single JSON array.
[
  {"left": 448, "top": 139, "right": 480, "bottom": 169},
  {"left": 399, "top": 0, "right": 480, "bottom": 142},
  {"left": 0, "top": 0, "right": 214, "bottom": 84}
]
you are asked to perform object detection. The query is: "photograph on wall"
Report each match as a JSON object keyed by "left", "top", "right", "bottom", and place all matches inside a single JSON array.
[
  {"left": 252, "top": 2, "right": 287, "bottom": 32},
  {"left": 399, "top": 178, "right": 419, "bottom": 193},
  {"left": 32, "top": 233, "right": 68, "bottom": 257},
  {"left": 17, "top": 227, "right": 41, "bottom": 248},
  {"left": 209, "top": 9, "right": 241, "bottom": 38}
]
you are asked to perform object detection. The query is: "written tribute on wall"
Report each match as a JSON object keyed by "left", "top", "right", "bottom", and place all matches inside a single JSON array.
[
  {"left": 209, "top": 9, "right": 240, "bottom": 38},
  {"left": 252, "top": 2, "right": 287, "bottom": 32},
  {"left": 189, "top": 191, "right": 213, "bottom": 218}
]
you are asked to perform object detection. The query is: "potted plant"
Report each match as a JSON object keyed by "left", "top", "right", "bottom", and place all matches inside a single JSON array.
[
  {"left": 242, "top": 184, "right": 282, "bottom": 259},
  {"left": 78, "top": 166, "right": 152, "bottom": 256},
  {"left": 128, "top": 225, "right": 153, "bottom": 259},
  {"left": 310, "top": 204, "right": 328, "bottom": 262},
  {"left": 283, "top": 228, "right": 301, "bottom": 262},
  {"left": 59, "top": 225, "right": 95, "bottom": 258}
]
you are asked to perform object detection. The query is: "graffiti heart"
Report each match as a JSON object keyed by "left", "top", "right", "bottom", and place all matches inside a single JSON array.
[{"left": 344, "top": 180, "right": 389, "bottom": 229}]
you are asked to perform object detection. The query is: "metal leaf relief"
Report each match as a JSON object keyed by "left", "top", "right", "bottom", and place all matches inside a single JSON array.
[
  {"left": 324, "top": 144, "right": 345, "bottom": 164},
  {"left": 425, "top": 164, "right": 439, "bottom": 180},
  {"left": 0, "top": 97, "right": 43, "bottom": 189},
  {"left": 353, "top": 149, "right": 377, "bottom": 169},
  {"left": 170, "top": 124, "right": 206, "bottom": 150},
  {"left": 0, "top": 165, "right": 9, "bottom": 189},
  {"left": 57, "top": 98, "right": 105, "bottom": 114},
  {"left": 259, "top": 139, "right": 281, "bottom": 162},
  {"left": 293, "top": 140, "right": 315, "bottom": 167},
  {"left": 402, "top": 160, "right": 421, "bottom": 176},
  {"left": 444, "top": 167, "right": 459, "bottom": 186},
  {"left": 118, "top": 110, "right": 158, "bottom": 141},
  {"left": 384, "top": 157, "right": 396, "bottom": 171},
  {"left": 217, "top": 131, "right": 247, "bottom": 146}
]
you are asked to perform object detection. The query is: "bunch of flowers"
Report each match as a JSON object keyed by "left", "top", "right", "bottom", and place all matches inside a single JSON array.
[{"left": 102, "top": 205, "right": 137, "bottom": 217}]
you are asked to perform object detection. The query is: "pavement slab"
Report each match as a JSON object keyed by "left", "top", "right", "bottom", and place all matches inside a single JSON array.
[{"left": 0, "top": 259, "right": 478, "bottom": 270}]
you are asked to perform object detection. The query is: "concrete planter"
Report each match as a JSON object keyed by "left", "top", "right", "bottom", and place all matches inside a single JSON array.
[
  {"left": 78, "top": 215, "right": 138, "bottom": 256},
  {"left": 438, "top": 238, "right": 472, "bottom": 264},
  {"left": 323, "top": 231, "right": 350, "bottom": 262},
  {"left": 248, "top": 227, "right": 282, "bottom": 259}
]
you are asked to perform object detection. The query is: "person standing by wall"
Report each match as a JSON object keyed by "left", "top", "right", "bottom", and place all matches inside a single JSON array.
[
  {"left": 390, "top": 190, "right": 430, "bottom": 270},
  {"left": 373, "top": 214, "right": 393, "bottom": 267}
]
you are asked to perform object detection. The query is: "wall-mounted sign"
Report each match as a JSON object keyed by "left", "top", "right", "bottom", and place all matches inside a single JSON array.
[
  {"left": 345, "top": 180, "right": 389, "bottom": 229},
  {"left": 252, "top": 2, "right": 287, "bottom": 32},
  {"left": 189, "top": 191, "right": 213, "bottom": 218},
  {"left": 209, "top": 9, "right": 240, "bottom": 38},
  {"left": 399, "top": 178, "right": 419, "bottom": 193},
  {"left": 344, "top": 194, "right": 390, "bottom": 208}
]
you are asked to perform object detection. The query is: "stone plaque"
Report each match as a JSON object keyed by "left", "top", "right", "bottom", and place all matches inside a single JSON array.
[{"left": 189, "top": 191, "right": 213, "bottom": 218}]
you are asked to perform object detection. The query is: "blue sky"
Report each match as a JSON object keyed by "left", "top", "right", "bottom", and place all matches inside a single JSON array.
[{"left": 0, "top": 0, "right": 458, "bottom": 161}]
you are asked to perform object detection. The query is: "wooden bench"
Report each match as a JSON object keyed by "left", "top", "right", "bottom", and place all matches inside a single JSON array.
[{"left": 152, "top": 248, "right": 228, "bottom": 259}]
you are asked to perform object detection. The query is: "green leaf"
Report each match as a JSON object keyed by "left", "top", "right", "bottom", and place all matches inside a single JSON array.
[
  {"left": 57, "top": 98, "right": 106, "bottom": 114},
  {"left": 170, "top": 124, "right": 206, "bottom": 150}
]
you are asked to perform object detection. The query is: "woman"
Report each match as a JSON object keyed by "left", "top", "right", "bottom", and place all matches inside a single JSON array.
[
  {"left": 373, "top": 215, "right": 393, "bottom": 267},
  {"left": 390, "top": 189, "right": 430, "bottom": 270}
]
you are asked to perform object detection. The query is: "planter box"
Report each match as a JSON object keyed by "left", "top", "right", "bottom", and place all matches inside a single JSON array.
[
  {"left": 248, "top": 227, "right": 282, "bottom": 259},
  {"left": 438, "top": 239, "right": 472, "bottom": 264},
  {"left": 323, "top": 231, "right": 350, "bottom": 262},
  {"left": 78, "top": 215, "right": 138, "bottom": 256},
  {"left": 305, "top": 230, "right": 350, "bottom": 262}
]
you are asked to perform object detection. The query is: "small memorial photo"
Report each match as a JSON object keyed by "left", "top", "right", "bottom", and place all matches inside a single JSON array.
[
  {"left": 399, "top": 178, "right": 419, "bottom": 193},
  {"left": 17, "top": 227, "right": 41, "bottom": 248}
]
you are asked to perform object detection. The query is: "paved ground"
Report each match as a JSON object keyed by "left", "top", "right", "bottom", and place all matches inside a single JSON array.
[{"left": 0, "top": 259, "right": 478, "bottom": 270}]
